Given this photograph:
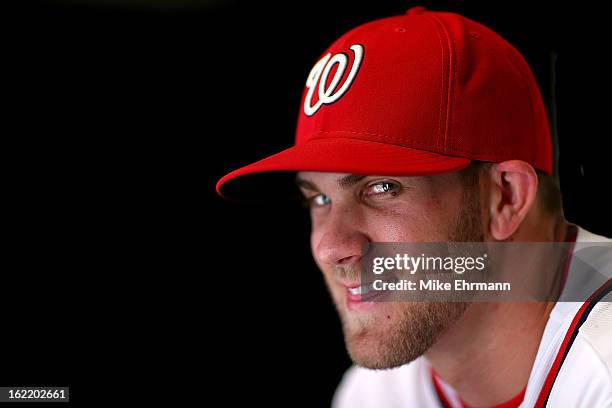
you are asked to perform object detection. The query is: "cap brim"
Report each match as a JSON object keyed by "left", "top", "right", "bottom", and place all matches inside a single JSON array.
[{"left": 216, "top": 138, "right": 470, "bottom": 200}]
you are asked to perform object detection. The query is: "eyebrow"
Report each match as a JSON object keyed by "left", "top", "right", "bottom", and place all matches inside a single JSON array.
[
  {"left": 295, "top": 177, "right": 318, "bottom": 191},
  {"left": 295, "top": 174, "right": 367, "bottom": 191},
  {"left": 337, "top": 174, "right": 366, "bottom": 188}
]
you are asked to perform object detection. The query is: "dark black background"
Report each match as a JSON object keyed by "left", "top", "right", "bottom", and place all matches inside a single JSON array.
[{"left": 3, "top": 0, "right": 611, "bottom": 405}]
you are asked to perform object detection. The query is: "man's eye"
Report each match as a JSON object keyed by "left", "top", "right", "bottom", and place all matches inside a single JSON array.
[
  {"left": 309, "top": 194, "right": 331, "bottom": 207},
  {"left": 366, "top": 181, "right": 401, "bottom": 196}
]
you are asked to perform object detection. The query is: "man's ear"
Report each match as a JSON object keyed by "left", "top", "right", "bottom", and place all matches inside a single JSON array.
[{"left": 487, "top": 160, "right": 538, "bottom": 241}]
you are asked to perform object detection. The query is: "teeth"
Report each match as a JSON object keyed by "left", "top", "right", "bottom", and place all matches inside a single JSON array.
[{"left": 349, "top": 284, "right": 372, "bottom": 296}]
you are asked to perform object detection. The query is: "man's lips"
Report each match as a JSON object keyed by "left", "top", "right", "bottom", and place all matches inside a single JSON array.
[
  {"left": 340, "top": 281, "right": 384, "bottom": 303},
  {"left": 338, "top": 280, "right": 360, "bottom": 289}
]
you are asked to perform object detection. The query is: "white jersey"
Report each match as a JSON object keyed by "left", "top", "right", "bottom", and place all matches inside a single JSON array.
[{"left": 333, "top": 226, "right": 612, "bottom": 408}]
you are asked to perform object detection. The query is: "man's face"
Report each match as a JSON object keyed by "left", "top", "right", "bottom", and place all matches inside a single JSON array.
[{"left": 296, "top": 170, "right": 484, "bottom": 369}]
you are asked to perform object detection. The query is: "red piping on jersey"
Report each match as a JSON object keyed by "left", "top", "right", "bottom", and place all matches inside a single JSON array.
[
  {"left": 534, "top": 277, "right": 612, "bottom": 407},
  {"left": 431, "top": 370, "right": 454, "bottom": 408},
  {"left": 431, "top": 369, "right": 526, "bottom": 408}
]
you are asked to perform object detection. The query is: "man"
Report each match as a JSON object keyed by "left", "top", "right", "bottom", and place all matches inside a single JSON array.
[{"left": 216, "top": 6, "right": 611, "bottom": 407}]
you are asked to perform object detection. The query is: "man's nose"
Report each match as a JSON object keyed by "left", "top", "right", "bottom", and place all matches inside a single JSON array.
[{"left": 313, "top": 207, "right": 370, "bottom": 268}]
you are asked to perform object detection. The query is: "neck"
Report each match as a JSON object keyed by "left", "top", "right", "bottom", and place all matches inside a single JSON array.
[
  {"left": 425, "top": 301, "right": 554, "bottom": 406},
  {"left": 424, "top": 219, "right": 571, "bottom": 407}
]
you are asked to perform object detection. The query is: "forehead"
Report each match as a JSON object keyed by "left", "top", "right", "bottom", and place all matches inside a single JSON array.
[
  {"left": 297, "top": 171, "right": 348, "bottom": 180},
  {"left": 295, "top": 170, "right": 466, "bottom": 193},
  {"left": 296, "top": 172, "right": 362, "bottom": 187},
  {"left": 297, "top": 172, "right": 387, "bottom": 192}
]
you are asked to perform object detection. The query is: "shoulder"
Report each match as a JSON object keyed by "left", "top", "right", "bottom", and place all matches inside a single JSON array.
[
  {"left": 332, "top": 358, "right": 437, "bottom": 408},
  {"left": 575, "top": 227, "right": 612, "bottom": 244},
  {"left": 561, "top": 226, "right": 612, "bottom": 303}
]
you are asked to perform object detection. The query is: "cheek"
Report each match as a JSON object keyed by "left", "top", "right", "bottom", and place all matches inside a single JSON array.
[
  {"left": 361, "top": 205, "right": 437, "bottom": 241},
  {"left": 364, "top": 211, "right": 418, "bottom": 241},
  {"left": 364, "top": 196, "right": 460, "bottom": 241}
]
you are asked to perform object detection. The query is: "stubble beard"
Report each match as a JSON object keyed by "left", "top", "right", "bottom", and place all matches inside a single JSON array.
[{"left": 333, "top": 183, "right": 483, "bottom": 369}]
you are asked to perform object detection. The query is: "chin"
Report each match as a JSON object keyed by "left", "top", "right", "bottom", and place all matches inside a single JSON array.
[
  {"left": 340, "top": 306, "right": 422, "bottom": 370},
  {"left": 345, "top": 329, "right": 421, "bottom": 370},
  {"left": 339, "top": 301, "right": 467, "bottom": 370}
]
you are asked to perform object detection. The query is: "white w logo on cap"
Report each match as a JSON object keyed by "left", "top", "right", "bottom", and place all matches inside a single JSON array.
[{"left": 303, "top": 44, "right": 364, "bottom": 117}]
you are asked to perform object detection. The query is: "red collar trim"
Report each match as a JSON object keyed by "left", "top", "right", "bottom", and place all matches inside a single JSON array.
[{"left": 431, "top": 369, "right": 526, "bottom": 408}]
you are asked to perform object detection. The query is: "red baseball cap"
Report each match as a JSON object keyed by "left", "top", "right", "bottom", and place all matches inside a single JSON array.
[{"left": 216, "top": 6, "right": 552, "bottom": 198}]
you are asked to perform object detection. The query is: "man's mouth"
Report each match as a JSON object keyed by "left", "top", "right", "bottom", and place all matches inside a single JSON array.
[
  {"left": 345, "top": 282, "right": 385, "bottom": 310},
  {"left": 348, "top": 284, "right": 373, "bottom": 296}
]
